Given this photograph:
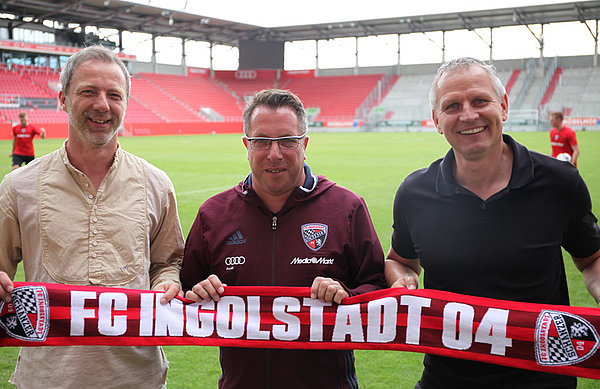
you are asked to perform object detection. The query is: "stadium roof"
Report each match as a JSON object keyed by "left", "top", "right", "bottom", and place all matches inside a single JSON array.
[{"left": 2, "top": 0, "right": 600, "bottom": 47}]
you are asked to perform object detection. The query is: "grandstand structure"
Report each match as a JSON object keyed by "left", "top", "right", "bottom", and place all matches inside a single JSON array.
[{"left": 1, "top": 1, "right": 600, "bottom": 138}]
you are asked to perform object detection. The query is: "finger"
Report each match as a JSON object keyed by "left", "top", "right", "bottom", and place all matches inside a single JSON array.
[
  {"left": 324, "top": 284, "right": 342, "bottom": 302},
  {"left": 391, "top": 275, "right": 418, "bottom": 289},
  {"left": 0, "top": 274, "right": 14, "bottom": 303},
  {"left": 193, "top": 282, "right": 217, "bottom": 301},
  {"left": 310, "top": 276, "right": 325, "bottom": 299},
  {"left": 333, "top": 290, "right": 349, "bottom": 304},
  {"left": 0, "top": 290, "right": 12, "bottom": 303},
  {"left": 194, "top": 277, "right": 224, "bottom": 302},
  {"left": 159, "top": 283, "right": 181, "bottom": 304},
  {"left": 206, "top": 274, "right": 225, "bottom": 293},
  {"left": 315, "top": 278, "right": 333, "bottom": 301},
  {"left": 185, "top": 290, "right": 202, "bottom": 302}
]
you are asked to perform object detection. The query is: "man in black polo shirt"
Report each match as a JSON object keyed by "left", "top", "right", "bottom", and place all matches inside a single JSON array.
[{"left": 385, "top": 57, "right": 600, "bottom": 388}]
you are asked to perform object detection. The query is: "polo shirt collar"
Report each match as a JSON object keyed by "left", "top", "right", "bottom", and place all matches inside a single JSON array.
[{"left": 436, "top": 133, "right": 534, "bottom": 196}]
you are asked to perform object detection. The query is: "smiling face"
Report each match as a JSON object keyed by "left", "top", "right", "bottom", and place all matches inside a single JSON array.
[
  {"left": 59, "top": 59, "right": 127, "bottom": 148},
  {"left": 243, "top": 105, "right": 309, "bottom": 208},
  {"left": 432, "top": 65, "right": 508, "bottom": 161}
]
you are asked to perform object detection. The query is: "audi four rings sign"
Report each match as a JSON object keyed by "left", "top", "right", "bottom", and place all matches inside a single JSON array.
[{"left": 225, "top": 256, "right": 245, "bottom": 266}]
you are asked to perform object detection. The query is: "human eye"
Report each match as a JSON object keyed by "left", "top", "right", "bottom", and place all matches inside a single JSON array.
[
  {"left": 252, "top": 139, "right": 271, "bottom": 149},
  {"left": 444, "top": 102, "right": 458, "bottom": 111},
  {"left": 109, "top": 92, "right": 124, "bottom": 101},
  {"left": 278, "top": 138, "right": 299, "bottom": 149}
]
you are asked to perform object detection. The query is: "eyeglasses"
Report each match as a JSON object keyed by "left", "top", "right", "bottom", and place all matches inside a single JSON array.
[{"left": 245, "top": 135, "right": 306, "bottom": 151}]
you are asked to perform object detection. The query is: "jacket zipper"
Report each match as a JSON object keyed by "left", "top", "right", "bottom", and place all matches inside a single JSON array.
[{"left": 268, "top": 214, "right": 278, "bottom": 389}]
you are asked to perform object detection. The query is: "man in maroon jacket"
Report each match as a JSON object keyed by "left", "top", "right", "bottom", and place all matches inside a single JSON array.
[{"left": 181, "top": 89, "right": 386, "bottom": 389}]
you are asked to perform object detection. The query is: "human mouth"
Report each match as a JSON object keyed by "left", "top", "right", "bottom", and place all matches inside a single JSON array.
[
  {"left": 459, "top": 126, "right": 485, "bottom": 135},
  {"left": 266, "top": 168, "right": 285, "bottom": 173},
  {"left": 89, "top": 118, "right": 111, "bottom": 124}
]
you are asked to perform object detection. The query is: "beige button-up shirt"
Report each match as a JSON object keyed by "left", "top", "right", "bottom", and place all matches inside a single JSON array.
[{"left": 0, "top": 143, "right": 184, "bottom": 389}]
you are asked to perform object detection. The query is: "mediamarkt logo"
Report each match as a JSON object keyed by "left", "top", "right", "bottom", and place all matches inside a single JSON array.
[
  {"left": 535, "top": 309, "right": 599, "bottom": 366},
  {"left": 0, "top": 285, "right": 49, "bottom": 342},
  {"left": 290, "top": 257, "right": 334, "bottom": 265}
]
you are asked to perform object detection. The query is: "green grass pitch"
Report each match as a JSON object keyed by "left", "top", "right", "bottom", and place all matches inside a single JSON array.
[{"left": 0, "top": 130, "right": 599, "bottom": 388}]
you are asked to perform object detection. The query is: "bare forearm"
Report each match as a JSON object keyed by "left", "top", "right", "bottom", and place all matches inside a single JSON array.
[
  {"left": 384, "top": 249, "right": 421, "bottom": 289},
  {"left": 574, "top": 249, "right": 600, "bottom": 307},
  {"left": 582, "top": 261, "right": 600, "bottom": 307}
]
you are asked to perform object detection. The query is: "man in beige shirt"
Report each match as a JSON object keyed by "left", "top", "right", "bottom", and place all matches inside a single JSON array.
[{"left": 0, "top": 46, "right": 184, "bottom": 388}]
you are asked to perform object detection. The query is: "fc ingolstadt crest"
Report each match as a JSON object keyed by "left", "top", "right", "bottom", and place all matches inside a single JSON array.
[
  {"left": 0, "top": 285, "right": 49, "bottom": 342},
  {"left": 301, "top": 223, "right": 328, "bottom": 251},
  {"left": 535, "top": 310, "right": 599, "bottom": 366}
]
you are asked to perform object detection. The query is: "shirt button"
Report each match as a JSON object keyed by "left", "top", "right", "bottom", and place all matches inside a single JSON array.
[
  {"left": 84, "top": 183, "right": 90, "bottom": 188},
  {"left": 92, "top": 253, "right": 97, "bottom": 258},
  {"left": 92, "top": 241, "right": 98, "bottom": 246},
  {"left": 88, "top": 194, "right": 94, "bottom": 199},
  {"left": 92, "top": 217, "right": 98, "bottom": 223},
  {"left": 93, "top": 229, "right": 98, "bottom": 235},
  {"left": 481, "top": 203, "right": 486, "bottom": 210}
]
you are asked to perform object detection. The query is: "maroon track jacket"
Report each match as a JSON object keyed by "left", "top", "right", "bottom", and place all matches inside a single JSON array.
[{"left": 181, "top": 165, "right": 386, "bottom": 389}]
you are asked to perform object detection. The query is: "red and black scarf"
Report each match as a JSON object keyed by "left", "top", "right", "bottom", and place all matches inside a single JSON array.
[{"left": 0, "top": 282, "right": 598, "bottom": 380}]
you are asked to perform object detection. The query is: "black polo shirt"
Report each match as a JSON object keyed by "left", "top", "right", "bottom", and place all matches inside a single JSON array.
[{"left": 391, "top": 134, "right": 600, "bottom": 388}]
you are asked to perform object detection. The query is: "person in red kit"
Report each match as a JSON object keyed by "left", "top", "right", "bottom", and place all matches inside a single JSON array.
[
  {"left": 10, "top": 111, "right": 46, "bottom": 170},
  {"left": 549, "top": 111, "right": 580, "bottom": 167}
]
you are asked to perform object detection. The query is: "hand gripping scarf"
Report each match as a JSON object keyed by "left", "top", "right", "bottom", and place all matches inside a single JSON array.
[{"left": 0, "top": 282, "right": 599, "bottom": 380}]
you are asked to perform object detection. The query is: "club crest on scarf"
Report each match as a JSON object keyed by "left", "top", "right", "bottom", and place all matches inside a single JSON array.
[
  {"left": 0, "top": 285, "right": 49, "bottom": 342},
  {"left": 301, "top": 223, "right": 328, "bottom": 251},
  {"left": 535, "top": 310, "right": 599, "bottom": 366}
]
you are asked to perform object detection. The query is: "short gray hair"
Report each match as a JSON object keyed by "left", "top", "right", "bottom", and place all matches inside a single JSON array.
[
  {"left": 60, "top": 45, "right": 130, "bottom": 98},
  {"left": 429, "top": 57, "right": 506, "bottom": 113},
  {"left": 243, "top": 89, "right": 308, "bottom": 136}
]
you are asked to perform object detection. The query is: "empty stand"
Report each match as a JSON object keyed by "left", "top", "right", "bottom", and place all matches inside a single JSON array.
[
  {"left": 217, "top": 78, "right": 279, "bottom": 102},
  {"left": 1, "top": 57, "right": 595, "bottom": 132},
  {"left": 123, "top": 98, "right": 164, "bottom": 123},
  {"left": 380, "top": 73, "right": 434, "bottom": 122},
  {"left": 130, "top": 76, "right": 204, "bottom": 122},
  {"left": 281, "top": 74, "right": 384, "bottom": 122},
  {"left": 546, "top": 66, "right": 600, "bottom": 117},
  {"left": 138, "top": 73, "right": 242, "bottom": 121},
  {"left": 0, "top": 68, "right": 52, "bottom": 98}
]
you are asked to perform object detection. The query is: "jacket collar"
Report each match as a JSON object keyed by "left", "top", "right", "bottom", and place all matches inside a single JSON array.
[{"left": 242, "top": 163, "right": 318, "bottom": 194}]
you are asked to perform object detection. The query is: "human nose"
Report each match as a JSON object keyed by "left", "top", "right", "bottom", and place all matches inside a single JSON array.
[
  {"left": 93, "top": 92, "right": 110, "bottom": 111},
  {"left": 266, "top": 140, "right": 284, "bottom": 159},
  {"left": 459, "top": 105, "right": 479, "bottom": 122}
]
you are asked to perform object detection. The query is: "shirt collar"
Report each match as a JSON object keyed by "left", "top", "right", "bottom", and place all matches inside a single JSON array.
[
  {"left": 436, "top": 134, "right": 534, "bottom": 196},
  {"left": 60, "top": 141, "right": 122, "bottom": 175}
]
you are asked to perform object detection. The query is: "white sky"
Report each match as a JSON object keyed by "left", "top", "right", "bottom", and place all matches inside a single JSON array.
[{"left": 102, "top": 0, "right": 600, "bottom": 70}]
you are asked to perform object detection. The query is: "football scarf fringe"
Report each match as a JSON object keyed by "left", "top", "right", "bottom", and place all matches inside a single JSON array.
[{"left": 1, "top": 282, "right": 599, "bottom": 380}]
